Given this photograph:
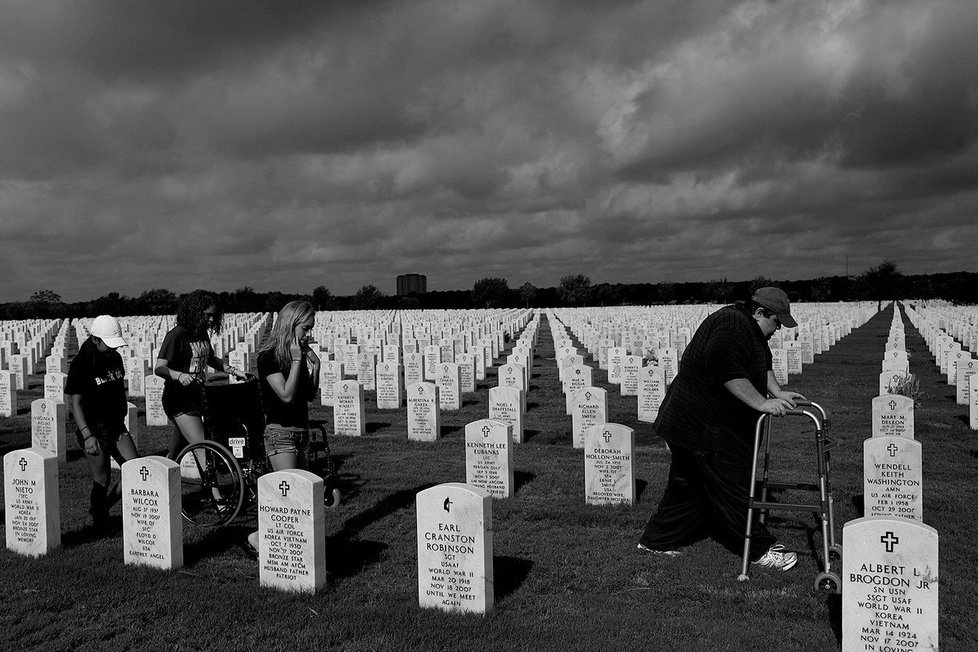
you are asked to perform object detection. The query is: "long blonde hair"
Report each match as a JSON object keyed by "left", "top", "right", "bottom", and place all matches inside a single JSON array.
[{"left": 260, "top": 300, "right": 316, "bottom": 370}]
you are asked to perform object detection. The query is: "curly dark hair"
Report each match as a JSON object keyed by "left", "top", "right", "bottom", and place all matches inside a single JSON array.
[{"left": 176, "top": 290, "right": 222, "bottom": 338}]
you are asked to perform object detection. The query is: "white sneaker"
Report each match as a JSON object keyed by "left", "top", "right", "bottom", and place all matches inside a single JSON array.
[
  {"left": 637, "top": 543, "right": 681, "bottom": 557},
  {"left": 751, "top": 544, "right": 797, "bottom": 571}
]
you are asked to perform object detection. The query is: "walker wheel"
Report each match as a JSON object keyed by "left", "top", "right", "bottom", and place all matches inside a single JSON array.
[
  {"left": 815, "top": 572, "right": 840, "bottom": 594},
  {"left": 325, "top": 488, "right": 341, "bottom": 509},
  {"left": 828, "top": 544, "right": 843, "bottom": 561}
]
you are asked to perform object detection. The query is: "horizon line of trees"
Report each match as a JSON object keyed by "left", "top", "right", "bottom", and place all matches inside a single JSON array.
[{"left": 5, "top": 263, "right": 976, "bottom": 320}]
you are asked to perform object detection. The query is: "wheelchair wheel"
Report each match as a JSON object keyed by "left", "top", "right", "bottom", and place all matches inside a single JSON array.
[{"left": 177, "top": 441, "right": 244, "bottom": 527}]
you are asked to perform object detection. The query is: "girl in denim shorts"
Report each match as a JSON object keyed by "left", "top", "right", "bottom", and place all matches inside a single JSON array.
[{"left": 247, "top": 300, "right": 320, "bottom": 554}]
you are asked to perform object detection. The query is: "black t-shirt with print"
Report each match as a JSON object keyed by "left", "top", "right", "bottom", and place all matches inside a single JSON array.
[
  {"left": 65, "top": 345, "right": 127, "bottom": 427},
  {"left": 257, "top": 350, "right": 311, "bottom": 429}
]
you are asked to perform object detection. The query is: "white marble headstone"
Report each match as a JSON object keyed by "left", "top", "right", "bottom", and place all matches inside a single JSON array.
[
  {"left": 571, "top": 387, "right": 608, "bottom": 449},
  {"left": 0, "top": 370, "right": 17, "bottom": 417},
  {"left": 122, "top": 456, "right": 182, "bottom": 570},
  {"left": 842, "top": 517, "right": 938, "bottom": 651},
  {"left": 375, "top": 361, "right": 402, "bottom": 409},
  {"left": 416, "top": 483, "right": 493, "bottom": 614},
  {"left": 464, "top": 419, "right": 513, "bottom": 499},
  {"left": 488, "top": 385, "right": 524, "bottom": 445},
  {"left": 871, "top": 395, "right": 914, "bottom": 439},
  {"left": 407, "top": 382, "right": 440, "bottom": 442},
  {"left": 31, "top": 398, "right": 66, "bottom": 463},
  {"left": 638, "top": 365, "right": 665, "bottom": 423},
  {"left": 333, "top": 381, "right": 365, "bottom": 436},
  {"left": 437, "top": 362, "right": 462, "bottom": 411},
  {"left": 4, "top": 448, "right": 60, "bottom": 557},
  {"left": 863, "top": 437, "right": 923, "bottom": 522},
  {"left": 258, "top": 469, "right": 326, "bottom": 593},
  {"left": 144, "top": 375, "right": 168, "bottom": 427},
  {"left": 584, "top": 423, "right": 635, "bottom": 506}
]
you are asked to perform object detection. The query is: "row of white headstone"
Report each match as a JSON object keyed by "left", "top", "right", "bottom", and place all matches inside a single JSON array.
[
  {"left": 905, "top": 301, "right": 978, "bottom": 428},
  {"left": 843, "top": 303, "right": 938, "bottom": 652}
]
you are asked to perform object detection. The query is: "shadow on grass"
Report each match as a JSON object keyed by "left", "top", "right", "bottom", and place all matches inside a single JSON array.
[
  {"left": 826, "top": 592, "right": 843, "bottom": 645},
  {"left": 325, "top": 483, "right": 438, "bottom": 578},
  {"left": 494, "top": 555, "right": 533, "bottom": 601},
  {"left": 441, "top": 424, "right": 463, "bottom": 438},
  {"left": 851, "top": 493, "right": 864, "bottom": 518},
  {"left": 526, "top": 402, "right": 540, "bottom": 411},
  {"left": 514, "top": 470, "right": 536, "bottom": 494},
  {"left": 635, "top": 479, "right": 648, "bottom": 501},
  {"left": 185, "top": 524, "right": 255, "bottom": 566},
  {"left": 522, "top": 428, "right": 540, "bottom": 443},
  {"left": 366, "top": 421, "right": 392, "bottom": 434},
  {"left": 954, "top": 414, "right": 971, "bottom": 427},
  {"left": 61, "top": 518, "right": 124, "bottom": 548}
]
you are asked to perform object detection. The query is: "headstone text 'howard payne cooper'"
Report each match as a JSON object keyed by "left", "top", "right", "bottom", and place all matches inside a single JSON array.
[
  {"left": 258, "top": 469, "right": 326, "bottom": 594},
  {"left": 416, "top": 483, "right": 493, "bottom": 615}
]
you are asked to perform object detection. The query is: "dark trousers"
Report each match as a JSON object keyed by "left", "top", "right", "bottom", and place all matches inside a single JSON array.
[{"left": 639, "top": 444, "right": 775, "bottom": 560}]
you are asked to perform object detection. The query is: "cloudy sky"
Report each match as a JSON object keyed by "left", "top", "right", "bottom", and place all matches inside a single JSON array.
[{"left": 1, "top": 0, "right": 976, "bottom": 301}]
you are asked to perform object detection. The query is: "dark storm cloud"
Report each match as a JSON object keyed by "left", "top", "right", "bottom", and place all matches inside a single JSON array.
[{"left": 0, "top": 0, "right": 975, "bottom": 301}]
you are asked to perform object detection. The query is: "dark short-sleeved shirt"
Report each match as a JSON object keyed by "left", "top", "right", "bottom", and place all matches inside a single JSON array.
[
  {"left": 159, "top": 325, "right": 213, "bottom": 408},
  {"left": 257, "top": 350, "right": 312, "bottom": 429},
  {"left": 655, "top": 303, "right": 772, "bottom": 457},
  {"left": 65, "top": 345, "right": 127, "bottom": 427},
  {"left": 158, "top": 325, "right": 212, "bottom": 381}
]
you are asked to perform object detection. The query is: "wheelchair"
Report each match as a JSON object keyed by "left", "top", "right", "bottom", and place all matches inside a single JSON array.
[{"left": 176, "top": 377, "right": 341, "bottom": 528}]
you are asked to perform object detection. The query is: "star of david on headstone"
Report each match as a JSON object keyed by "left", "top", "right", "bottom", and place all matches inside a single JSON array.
[
  {"left": 887, "top": 443, "right": 898, "bottom": 457},
  {"left": 279, "top": 480, "right": 291, "bottom": 497},
  {"left": 603, "top": 431, "right": 612, "bottom": 443},
  {"left": 889, "top": 399, "right": 897, "bottom": 411},
  {"left": 443, "top": 497, "right": 453, "bottom": 513},
  {"left": 881, "top": 531, "right": 899, "bottom": 553},
  {"left": 140, "top": 466, "right": 149, "bottom": 481},
  {"left": 18, "top": 457, "right": 27, "bottom": 472}
]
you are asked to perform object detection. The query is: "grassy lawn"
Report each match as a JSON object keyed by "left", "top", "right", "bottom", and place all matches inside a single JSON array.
[{"left": 1, "top": 303, "right": 974, "bottom": 651}]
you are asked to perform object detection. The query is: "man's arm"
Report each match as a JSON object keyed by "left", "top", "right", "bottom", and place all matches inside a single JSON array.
[
  {"left": 724, "top": 378, "right": 795, "bottom": 416},
  {"left": 766, "top": 370, "right": 806, "bottom": 405}
]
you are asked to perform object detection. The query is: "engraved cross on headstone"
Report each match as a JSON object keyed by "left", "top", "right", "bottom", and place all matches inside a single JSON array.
[
  {"left": 18, "top": 457, "right": 27, "bottom": 472},
  {"left": 889, "top": 399, "right": 897, "bottom": 411},
  {"left": 279, "top": 480, "right": 290, "bottom": 497},
  {"left": 887, "top": 443, "right": 899, "bottom": 457},
  {"left": 585, "top": 391, "right": 592, "bottom": 401},
  {"left": 418, "top": 385, "right": 424, "bottom": 395},
  {"left": 881, "top": 531, "right": 899, "bottom": 553},
  {"left": 603, "top": 431, "right": 612, "bottom": 443},
  {"left": 482, "top": 425, "right": 491, "bottom": 438},
  {"left": 140, "top": 466, "right": 150, "bottom": 481}
]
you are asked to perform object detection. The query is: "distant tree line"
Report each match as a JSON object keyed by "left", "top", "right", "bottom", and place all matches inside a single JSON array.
[{"left": 4, "top": 263, "right": 976, "bottom": 319}]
